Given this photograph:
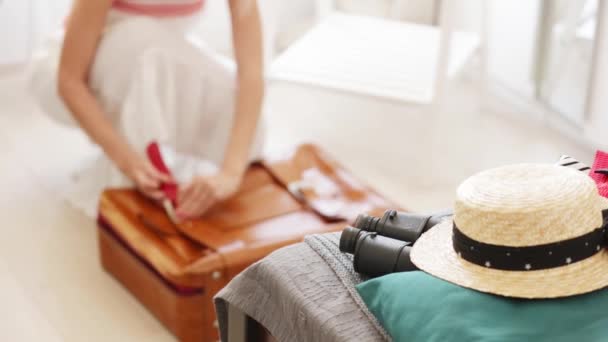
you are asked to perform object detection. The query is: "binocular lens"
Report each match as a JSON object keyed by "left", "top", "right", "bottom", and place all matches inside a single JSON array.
[
  {"left": 339, "top": 226, "right": 362, "bottom": 254},
  {"left": 353, "top": 230, "right": 416, "bottom": 277},
  {"left": 340, "top": 226, "right": 417, "bottom": 278}
]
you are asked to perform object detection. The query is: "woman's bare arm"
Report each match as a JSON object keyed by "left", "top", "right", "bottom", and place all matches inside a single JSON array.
[
  {"left": 58, "top": 0, "right": 128, "bottom": 170},
  {"left": 222, "top": 0, "right": 265, "bottom": 176},
  {"left": 58, "top": 0, "right": 170, "bottom": 199},
  {"left": 176, "top": 0, "right": 264, "bottom": 218}
]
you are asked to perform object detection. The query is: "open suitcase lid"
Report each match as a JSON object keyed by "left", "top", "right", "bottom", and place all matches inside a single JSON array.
[
  {"left": 99, "top": 144, "right": 396, "bottom": 287},
  {"left": 262, "top": 144, "right": 392, "bottom": 221}
]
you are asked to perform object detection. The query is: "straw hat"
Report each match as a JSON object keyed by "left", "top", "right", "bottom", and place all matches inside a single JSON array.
[{"left": 411, "top": 164, "right": 608, "bottom": 298}]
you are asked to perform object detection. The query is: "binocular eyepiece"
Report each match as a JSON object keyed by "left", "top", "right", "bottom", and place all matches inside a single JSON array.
[{"left": 339, "top": 209, "right": 452, "bottom": 278}]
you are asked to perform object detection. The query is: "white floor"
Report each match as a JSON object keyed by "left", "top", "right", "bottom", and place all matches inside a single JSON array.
[{"left": 0, "top": 68, "right": 592, "bottom": 341}]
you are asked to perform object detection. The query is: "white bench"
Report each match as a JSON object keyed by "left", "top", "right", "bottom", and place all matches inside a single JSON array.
[{"left": 270, "top": 12, "right": 479, "bottom": 104}]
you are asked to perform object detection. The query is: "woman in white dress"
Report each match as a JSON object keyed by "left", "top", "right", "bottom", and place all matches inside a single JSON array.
[{"left": 53, "top": 0, "right": 264, "bottom": 219}]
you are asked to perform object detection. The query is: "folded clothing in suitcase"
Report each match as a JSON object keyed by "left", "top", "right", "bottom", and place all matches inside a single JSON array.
[{"left": 97, "top": 144, "right": 396, "bottom": 342}]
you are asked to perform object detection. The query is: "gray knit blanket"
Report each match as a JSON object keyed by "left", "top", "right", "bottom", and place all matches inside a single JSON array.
[{"left": 214, "top": 233, "right": 391, "bottom": 342}]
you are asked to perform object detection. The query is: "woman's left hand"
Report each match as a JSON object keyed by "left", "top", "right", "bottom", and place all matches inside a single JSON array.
[{"left": 176, "top": 171, "right": 242, "bottom": 220}]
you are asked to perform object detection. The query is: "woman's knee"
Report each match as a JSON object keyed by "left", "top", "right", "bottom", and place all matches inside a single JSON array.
[
  {"left": 90, "top": 17, "right": 177, "bottom": 85},
  {"left": 89, "top": 17, "right": 179, "bottom": 97},
  {"left": 103, "top": 17, "right": 173, "bottom": 48}
]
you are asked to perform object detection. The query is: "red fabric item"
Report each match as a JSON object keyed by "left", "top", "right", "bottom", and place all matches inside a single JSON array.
[
  {"left": 590, "top": 150, "right": 608, "bottom": 198},
  {"left": 146, "top": 142, "right": 178, "bottom": 206}
]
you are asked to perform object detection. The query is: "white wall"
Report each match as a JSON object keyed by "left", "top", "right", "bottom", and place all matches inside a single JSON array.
[
  {"left": 30, "top": 1, "right": 71, "bottom": 48},
  {"left": 0, "top": 0, "right": 32, "bottom": 65},
  {"left": 584, "top": 0, "right": 608, "bottom": 150},
  {"left": 0, "top": 0, "right": 71, "bottom": 65},
  {"left": 446, "top": 0, "right": 543, "bottom": 98},
  {"left": 449, "top": 0, "right": 483, "bottom": 33},
  {"left": 393, "top": 0, "right": 435, "bottom": 23},
  {"left": 336, "top": 0, "right": 435, "bottom": 22},
  {"left": 440, "top": 0, "right": 544, "bottom": 99},
  {"left": 485, "top": 0, "right": 542, "bottom": 98},
  {"left": 440, "top": 0, "right": 543, "bottom": 101}
]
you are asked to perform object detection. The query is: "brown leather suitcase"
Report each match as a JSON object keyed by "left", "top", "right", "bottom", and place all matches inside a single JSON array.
[{"left": 97, "top": 144, "right": 395, "bottom": 341}]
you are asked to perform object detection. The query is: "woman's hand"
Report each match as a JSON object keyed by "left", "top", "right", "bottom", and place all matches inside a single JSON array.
[
  {"left": 176, "top": 171, "right": 242, "bottom": 219},
  {"left": 122, "top": 155, "right": 174, "bottom": 201}
]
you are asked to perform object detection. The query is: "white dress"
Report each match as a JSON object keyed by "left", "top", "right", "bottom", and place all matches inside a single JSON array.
[{"left": 28, "top": 0, "right": 265, "bottom": 217}]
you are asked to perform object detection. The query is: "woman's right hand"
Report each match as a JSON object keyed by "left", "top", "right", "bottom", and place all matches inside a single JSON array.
[{"left": 121, "top": 154, "right": 174, "bottom": 201}]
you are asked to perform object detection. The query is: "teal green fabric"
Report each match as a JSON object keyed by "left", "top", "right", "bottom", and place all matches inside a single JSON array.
[{"left": 357, "top": 271, "right": 608, "bottom": 342}]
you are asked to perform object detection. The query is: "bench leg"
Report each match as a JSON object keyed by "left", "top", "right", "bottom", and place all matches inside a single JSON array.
[{"left": 227, "top": 304, "right": 275, "bottom": 342}]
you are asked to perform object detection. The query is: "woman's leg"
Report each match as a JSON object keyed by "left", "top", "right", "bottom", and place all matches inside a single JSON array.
[
  {"left": 89, "top": 17, "right": 184, "bottom": 152},
  {"left": 89, "top": 16, "right": 263, "bottom": 185},
  {"left": 178, "top": 35, "right": 266, "bottom": 165}
]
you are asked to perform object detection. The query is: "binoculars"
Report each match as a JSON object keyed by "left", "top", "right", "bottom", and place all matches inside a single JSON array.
[{"left": 339, "top": 209, "right": 452, "bottom": 278}]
